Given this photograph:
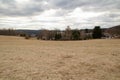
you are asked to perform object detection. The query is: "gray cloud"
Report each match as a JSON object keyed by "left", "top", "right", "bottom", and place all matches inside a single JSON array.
[
  {"left": 51, "top": 0, "right": 120, "bottom": 11},
  {"left": 0, "top": 0, "right": 16, "bottom": 4},
  {"left": 0, "top": 0, "right": 120, "bottom": 16},
  {"left": 0, "top": 0, "right": 49, "bottom": 16},
  {"left": 0, "top": 0, "right": 120, "bottom": 29}
]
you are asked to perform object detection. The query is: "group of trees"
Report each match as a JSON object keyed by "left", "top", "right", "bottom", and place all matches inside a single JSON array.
[
  {"left": 37, "top": 26, "right": 103, "bottom": 40},
  {"left": 0, "top": 26, "right": 104, "bottom": 40},
  {"left": 0, "top": 29, "right": 34, "bottom": 39},
  {"left": 0, "top": 29, "right": 17, "bottom": 36},
  {"left": 37, "top": 26, "right": 82, "bottom": 40}
]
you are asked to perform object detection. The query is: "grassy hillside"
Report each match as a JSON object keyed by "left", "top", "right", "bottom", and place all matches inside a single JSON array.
[{"left": 0, "top": 36, "right": 120, "bottom": 80}]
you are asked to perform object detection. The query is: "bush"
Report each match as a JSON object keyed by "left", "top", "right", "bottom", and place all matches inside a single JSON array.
[{"left": 25, "top": 35, "right": 30, "bottom": 39}]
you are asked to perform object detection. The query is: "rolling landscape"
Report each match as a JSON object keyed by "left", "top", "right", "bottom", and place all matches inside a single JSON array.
[{"left": 0, "top": 0, "right": 120, "bottom": 80}]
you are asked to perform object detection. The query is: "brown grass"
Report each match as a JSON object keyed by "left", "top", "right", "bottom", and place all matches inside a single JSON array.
[{"left": 0, "top": 36, "right": 120, "bottom": 80}]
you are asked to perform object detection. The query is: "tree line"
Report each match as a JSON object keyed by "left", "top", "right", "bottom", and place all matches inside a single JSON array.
[
  {"left": 36, "top": 26, "right": 103, "bottom": 40},
  {"left": 1, "top": 25, "right": 119, "bottom": 40},
  {"left": 0, "top": 29, "right": 17, "bottom": 36}
]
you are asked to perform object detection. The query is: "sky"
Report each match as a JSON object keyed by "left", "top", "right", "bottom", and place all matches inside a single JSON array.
[{"left": 0, "top": 0, "right": 120, "bottom": 30}]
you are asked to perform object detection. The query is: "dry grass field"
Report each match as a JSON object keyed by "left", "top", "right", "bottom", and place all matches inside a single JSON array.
[{"left": 0, "top": 36, "right": 120, "bottom": 80}]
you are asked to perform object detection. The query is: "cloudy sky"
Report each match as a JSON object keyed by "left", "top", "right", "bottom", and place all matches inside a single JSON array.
[{"left": 0, "top": 0, "right": 120, "bottom": 30}]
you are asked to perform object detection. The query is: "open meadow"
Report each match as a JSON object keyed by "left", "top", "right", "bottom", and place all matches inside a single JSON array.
[{"left": 0, "top": 36, "right": 120, "bottom": 80}]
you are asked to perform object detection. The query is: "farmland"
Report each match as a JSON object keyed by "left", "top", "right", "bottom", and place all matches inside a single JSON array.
[{"left": 0, "top": 36, "right": 120, "bottom": 80}]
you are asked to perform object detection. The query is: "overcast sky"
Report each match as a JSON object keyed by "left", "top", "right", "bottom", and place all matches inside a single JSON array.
[{"left": 0, "top": 0, "right": 120, "bottom": 30}]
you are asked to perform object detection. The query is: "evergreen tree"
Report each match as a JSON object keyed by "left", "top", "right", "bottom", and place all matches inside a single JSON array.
[
  {"left": 55, "top": 33, "right": 62, "bottom": 40},
  {"left": 72, "top": 30, "right": 80, "bottom": 40},
  {"left": 92, "top": 26, "right": 102, "bottom": 39}
]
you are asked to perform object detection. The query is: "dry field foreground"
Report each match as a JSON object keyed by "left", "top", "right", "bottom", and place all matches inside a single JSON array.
[{"left": 0, "top": 36, "right": 120, "bottom": 80}]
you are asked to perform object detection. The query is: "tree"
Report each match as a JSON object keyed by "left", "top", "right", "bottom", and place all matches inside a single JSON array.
[
  {"left": 55, "top": 33, "right": 62, "bottom": 40},
  {"left": 64, "top": 26, "right": 72, "bottom": 40},
  {"left": 85, "top": 29, "right": 89, "bottom": 33},
  {"left": 92, "top": 26, "right": 102, "bottom": 39},
  {"left": 0, "top": 29, "right": 17, "bottom": 36},
  {"left": 72, "top": 29, "right": 80, "bottom": 40}
]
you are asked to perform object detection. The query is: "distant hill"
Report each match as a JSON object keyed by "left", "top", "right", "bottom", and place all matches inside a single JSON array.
[
  {"left": 16, "top": 30, "right": 40, "bottom": 35},
  {"left": 107, "top": 25, "right": 120, "bottom": 36}
]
